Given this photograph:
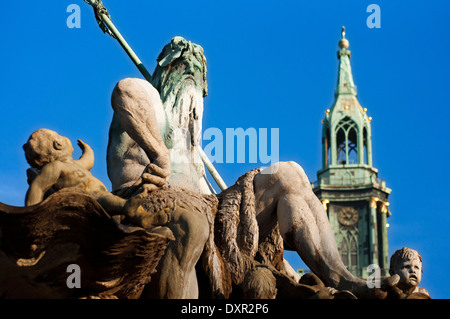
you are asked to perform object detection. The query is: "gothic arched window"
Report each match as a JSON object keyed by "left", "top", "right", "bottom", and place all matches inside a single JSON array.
[
  {"left": 335, "top": 117, "right": 358, "bottom": 165},
  {"left": 340, "top": 239, "right": 349, "bottom": 267},
  {"left": 338, "top": 231, "right": 359, "bottom": 270},
  {"left": 363, "top": 126, "right": 369, "bottom": 165},
  {"left": 324, "top": 126, "right": 331, "bottom": 167},
  {"left": 350, "top": 236, "right": 358, "bottom": 267}
]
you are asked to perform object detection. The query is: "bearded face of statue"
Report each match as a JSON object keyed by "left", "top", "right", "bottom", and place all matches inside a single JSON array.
[
  {"left": 152, "top": 36, "right": 207, "bottom": 99},
  {"left": 164, "top": 51, "right": 205, "bottom": 96},
  {"left": 148, "top": 37, "right": 210, "bottom": 193},
  {"left": 152, "top": 51, "right": 206, "bottom": 194},
  {"left": 159, "top": 50, "right": 206, "bottom": 151}
]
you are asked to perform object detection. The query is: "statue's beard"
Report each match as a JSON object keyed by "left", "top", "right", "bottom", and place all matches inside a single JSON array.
[{"left": 161, "top": 75, "right": 204, "bottom": 149}]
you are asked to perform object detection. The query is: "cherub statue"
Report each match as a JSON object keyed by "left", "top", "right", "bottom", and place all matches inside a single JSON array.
[
  {"left": 23, "top": 128, "right": 169, "bottom": 229},
  {"left": 388, "top": 247, "right": 430, "bottom": 299}
]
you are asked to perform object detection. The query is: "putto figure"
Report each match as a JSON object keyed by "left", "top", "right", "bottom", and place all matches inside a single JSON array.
[
  {"left": 388, "top": 247, "right": 430, "bottom": 298},
  {"left": 23, "top": 128, "right": 169, "bottom": 229}
]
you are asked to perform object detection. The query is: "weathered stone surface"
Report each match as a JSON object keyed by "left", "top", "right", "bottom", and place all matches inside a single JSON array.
[
  {"left": 387, "top": 247, "right": 430, "bottom": 299},
  {"left": 0, "top": 188, "right": 173, "bottom": 299},
  {"left": 241, "top": 265, "right": 357, "bottom": 299},
  {"left": 104, "top": 35, "right": 372, "bottom": 298}
]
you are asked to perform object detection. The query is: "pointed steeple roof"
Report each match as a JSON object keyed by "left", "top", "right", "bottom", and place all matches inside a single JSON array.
[
  {"left": 335, "top": 26, "right": 357, "bottom": 97},
  {"left": 321, "top": 27, "right": 374, "bottom": 168}
]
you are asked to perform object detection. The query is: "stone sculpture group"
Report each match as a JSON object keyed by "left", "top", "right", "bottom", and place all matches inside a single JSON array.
[{"left": 0, "top": 36, "right": 429, "bottom": 299}]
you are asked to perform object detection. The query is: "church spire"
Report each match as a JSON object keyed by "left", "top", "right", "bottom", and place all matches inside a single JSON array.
[
  {"left": 321, "top": 27, "right": 373, "bottom": 168},
  {"left": 336, "top": 26, "right": 357, "bottom": 97},
  {"left": 314, "top": 27, "right": 392, "bottom": 279}
]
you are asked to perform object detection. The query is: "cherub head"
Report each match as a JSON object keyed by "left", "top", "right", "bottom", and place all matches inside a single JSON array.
[
  {"left": 389, "top": 247, "right": 423, "bottom": 291},
  {"left": 23, "top": 129, "right": 74, "bottom": 168}
]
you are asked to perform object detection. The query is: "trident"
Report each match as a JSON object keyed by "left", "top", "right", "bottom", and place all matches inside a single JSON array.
[{"left": 83, "top": 0, "right": 227, "bottom": 192}]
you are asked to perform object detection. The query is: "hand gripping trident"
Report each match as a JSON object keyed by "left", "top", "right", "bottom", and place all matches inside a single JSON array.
[{"left": 83, "top": 0, "right": 227, "bottom": 192}]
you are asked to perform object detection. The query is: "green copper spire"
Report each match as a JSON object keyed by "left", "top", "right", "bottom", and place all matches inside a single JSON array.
[
  {"left": 313, "top": 27, "right": 392, "bottom": 278},
  {"left": 322, "top": 26, "right": 373, "bottom": 167},
  {"left": 336, "top": 26, "right": 357, "bottom": 97}
]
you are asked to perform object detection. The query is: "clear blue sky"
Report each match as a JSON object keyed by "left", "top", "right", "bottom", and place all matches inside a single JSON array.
[{"left": 1, "top": 0, "right": 449, "bottom": 298}]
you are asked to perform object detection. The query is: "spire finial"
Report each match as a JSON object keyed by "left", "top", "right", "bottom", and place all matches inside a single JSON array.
[{"left": 339, "top": 26, "right": 350, "bottom": 49}]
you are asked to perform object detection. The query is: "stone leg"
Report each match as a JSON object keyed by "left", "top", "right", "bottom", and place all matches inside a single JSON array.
[
  {"left": 141, "top": 207, "right": 210, "bottom": 298},
  {"left": 253, "top": 161, "right": 366, "bottom": 292}
]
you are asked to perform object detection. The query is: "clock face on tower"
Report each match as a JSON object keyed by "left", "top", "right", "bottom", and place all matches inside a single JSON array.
[{"left": 338, "top": 207, "right": 359, "bottom": 226}]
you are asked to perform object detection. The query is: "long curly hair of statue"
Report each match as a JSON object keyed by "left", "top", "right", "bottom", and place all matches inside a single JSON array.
[
  {"left": 151, "top": 36, "right": 208, "bottom": 99},
  {"left": 23, "top": 129, "right": 74, "bottom": 168},
  {"left": 150, "top": 37, "right": 207, "bottom": 150}
]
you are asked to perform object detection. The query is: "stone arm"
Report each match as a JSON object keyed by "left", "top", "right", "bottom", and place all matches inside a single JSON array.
[
  {"left": 74, "top": 139, "right": 94, "bottom": 171},
  {"left": 25, "top": 162, "right": 62, "bottom": 206},
  {"left": 110, "top": 78, "right": 171, "bottom": 191}
]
